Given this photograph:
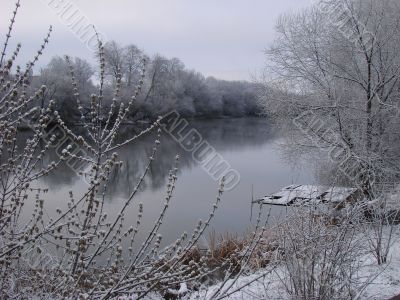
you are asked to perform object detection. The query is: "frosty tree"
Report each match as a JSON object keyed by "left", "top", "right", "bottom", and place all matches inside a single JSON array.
[{"left": 261, "top": 0, "right": 400, "bottom": 198}]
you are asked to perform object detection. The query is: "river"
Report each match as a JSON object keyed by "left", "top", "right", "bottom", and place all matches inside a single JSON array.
[{"left": 32, "top": 117, "right": 314, "bottom": 247}]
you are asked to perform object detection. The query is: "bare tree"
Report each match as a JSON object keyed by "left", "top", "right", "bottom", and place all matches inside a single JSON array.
[
  {"left": 103, "top": 40, "right": 125, "bottom": 81},
  {"left": 124, "top": 44, "right": 143, "bottom": 87},
  {"left": 261, "top": 0, "right": 400, "bottom": 197},
  {"left": 35, "top": 56, "right": 95, "bottom": 122}
]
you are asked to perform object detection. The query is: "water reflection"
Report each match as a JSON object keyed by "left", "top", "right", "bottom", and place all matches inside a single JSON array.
[
  {"left": 30, "top": 118, "right": 313, "bottom": 244},
  {"left": 40, "top": 118, "right": 275, "bottom": 197}
]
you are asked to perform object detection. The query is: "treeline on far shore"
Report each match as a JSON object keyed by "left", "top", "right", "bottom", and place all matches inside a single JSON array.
[{"left": 30, "top": 41, "right": 263, "bottom": 124}]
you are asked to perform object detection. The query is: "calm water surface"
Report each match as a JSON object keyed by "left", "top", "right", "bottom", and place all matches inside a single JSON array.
[{"left": 34, "top": 118, "right": 314, "bottom": 246}]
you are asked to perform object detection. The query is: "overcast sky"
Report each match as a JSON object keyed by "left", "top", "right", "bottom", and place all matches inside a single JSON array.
[{"left": 1, "top": 0, "right": 314, "bottom": 81}]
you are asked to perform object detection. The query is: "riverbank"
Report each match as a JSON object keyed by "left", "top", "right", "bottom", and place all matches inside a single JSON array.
[
  {"left": 184, "top": 239, "right": 400, "bottom": 300},
  {"left": 185, "top": 225, "right": 400, "bottom": 300}
]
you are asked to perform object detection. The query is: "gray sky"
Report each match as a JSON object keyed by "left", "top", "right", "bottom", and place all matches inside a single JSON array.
[{"left": 1, "top": 0, "right": 314, "bottom": 81}]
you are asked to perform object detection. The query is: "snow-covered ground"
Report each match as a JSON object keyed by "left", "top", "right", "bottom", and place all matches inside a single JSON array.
[
  {"left": 182, "top": 230, "right": 400, "bottom": 300},
  {"left": 118, "top": 227, "right": 400, "bottom": 300}
]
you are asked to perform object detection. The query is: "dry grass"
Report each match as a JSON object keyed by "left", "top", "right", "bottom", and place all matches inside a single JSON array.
[{"left": 181, "top": 229, "right": 279, "bottom": 282}]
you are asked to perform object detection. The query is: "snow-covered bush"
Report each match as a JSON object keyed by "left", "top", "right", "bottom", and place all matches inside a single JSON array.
[
  {"left": 275, "top": 207, "right": 367, "bottom": 300},
  {"left": 0, "top": 2, "right": 231, "bottom": 299},
  {"left": 364, "top": 193, "right": 400, "bottom": 265}
]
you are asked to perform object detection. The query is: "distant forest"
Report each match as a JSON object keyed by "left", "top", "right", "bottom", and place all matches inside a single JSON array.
[{"left": 31, "top": 41, "right": 262, "bottom": 123}]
